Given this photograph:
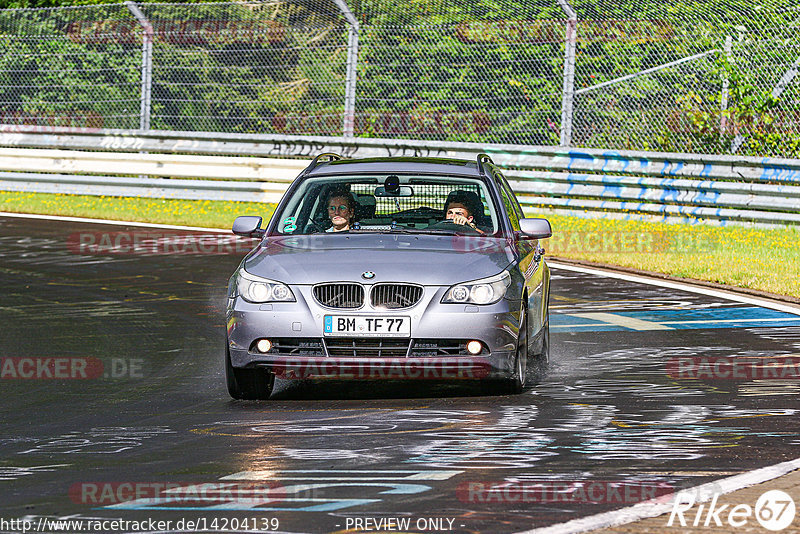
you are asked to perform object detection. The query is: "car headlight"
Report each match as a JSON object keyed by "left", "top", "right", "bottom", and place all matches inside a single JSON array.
[
  {"left": 235, "top": 269, "right": 295, "bottom": 303},
  {"left": 442, "top": 271, "right": 511, "bottom": 305}
]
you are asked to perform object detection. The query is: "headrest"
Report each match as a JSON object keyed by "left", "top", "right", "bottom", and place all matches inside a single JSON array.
[{"left": 352, "top": 192, "right": 376, "bottom": 220}]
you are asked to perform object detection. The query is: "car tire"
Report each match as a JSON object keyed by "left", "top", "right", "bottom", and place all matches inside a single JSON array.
[
  {"left": 225, "top": 344, "right": 275, "bottom": 400},
  {"left": 505, "top": 308, "right": 528, "bottom": 394}
]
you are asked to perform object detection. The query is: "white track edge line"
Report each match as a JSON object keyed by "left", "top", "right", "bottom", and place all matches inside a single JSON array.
[
  {"left": 0, "top": 211, "right": 230, "bottom": 233},
  {"left": 548, "top": 261, "right": 800, "bottom": 316},
  {"left": 515, "top": 457, "right": 800, "bottom": 534}
]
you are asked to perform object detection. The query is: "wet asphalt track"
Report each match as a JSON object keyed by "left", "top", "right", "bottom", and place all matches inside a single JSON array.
[{"left": 2, "top": 215, "right": 800, "bottom": 534}]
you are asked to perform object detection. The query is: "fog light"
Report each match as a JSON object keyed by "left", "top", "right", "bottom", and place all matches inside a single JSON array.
[
  {"left": 466, "top": 340, "right": 482, "bottom": 355},
  {"left": 256, "top": 339, "right": 272, "bottom": 353}
]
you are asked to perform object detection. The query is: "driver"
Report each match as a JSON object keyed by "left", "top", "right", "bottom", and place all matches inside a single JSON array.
[
  {"left": 325, "top": 189, "right": 356, "bottom": 232},
  {"left": 444, "top": 190, "right": 485, "bottom": 234}
]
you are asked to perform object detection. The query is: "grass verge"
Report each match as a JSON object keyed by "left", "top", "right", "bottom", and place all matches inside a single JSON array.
[
  {"left": 2, "top": 191, "right": 798, "bottom": 299},
  {"left": 0, "top": 191, "right": 273, "bottom": 229},
  {"left": 541, "top": 213, "right": 800, "bottom": 299}
]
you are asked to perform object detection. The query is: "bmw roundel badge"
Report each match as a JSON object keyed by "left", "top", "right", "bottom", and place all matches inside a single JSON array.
[{"left": 362, "top": 271, "right": 375, "bottom": 280}]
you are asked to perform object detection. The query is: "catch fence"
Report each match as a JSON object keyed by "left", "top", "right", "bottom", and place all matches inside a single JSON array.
[{"left": 0, "top": 0, "right": 798, "bottom": 157}]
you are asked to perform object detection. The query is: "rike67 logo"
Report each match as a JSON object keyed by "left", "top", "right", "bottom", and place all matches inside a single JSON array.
[{"left": 668, "top": 490, "right": 796, "bottom": 531}]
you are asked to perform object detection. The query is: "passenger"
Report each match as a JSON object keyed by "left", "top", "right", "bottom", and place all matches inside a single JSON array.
[{"left": 325, "top": 190, "right": 356, "bottom": 232}]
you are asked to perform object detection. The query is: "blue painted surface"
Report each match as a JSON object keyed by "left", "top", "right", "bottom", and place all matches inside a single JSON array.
[
  {"left": 693, "top": 190, "right": 721, "bottom": 203},
  {"left": 602, "top": 185, "right": 623, "bottom": 197},
  {"left": 659, "top": 187, "right": 680, "bottom": 203},
  {"left": 668, "top": 162, "right": 684, "bottom": 176},
  {"left": 567, "top": 151, "right": 594, "bottom": 170},
  {"left": 760, "top": 159, "right": 800, "bottom": 183},
  {"left": 601, "top": 151, "right": 627, "bottom": 174},
  {"left": 104, "top": 498, "right": 380, "bottom": 512},
  {"left": 552, "top": 306, "right": 800, "bottom": 332}
]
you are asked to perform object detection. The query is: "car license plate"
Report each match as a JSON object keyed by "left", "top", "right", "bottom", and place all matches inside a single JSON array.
[{"left": 324, "top": 315, "right": 410, "bottom": 337}]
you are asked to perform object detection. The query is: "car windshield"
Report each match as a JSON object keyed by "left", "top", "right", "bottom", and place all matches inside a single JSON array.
[{"left": 272, "top": 174, "right": 499, "bottom": 236}]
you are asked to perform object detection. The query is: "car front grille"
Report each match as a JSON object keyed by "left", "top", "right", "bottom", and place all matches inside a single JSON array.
[
  {"left": 313, "top": 283, "right": 364, "bottom": 309},
  {"left": 325, "top": 337, "right": 411, "bottom": 358},
  {"left": 370, "top": 284, "right": 424, "bottom": 309},
  {"left": 268, "top": 338, "right": 325, "bottom": 357}
]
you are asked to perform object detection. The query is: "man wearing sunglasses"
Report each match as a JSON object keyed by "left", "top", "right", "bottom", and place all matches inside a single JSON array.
[{"left": 325, "top": 190, "right": 356, "bottom": 232}]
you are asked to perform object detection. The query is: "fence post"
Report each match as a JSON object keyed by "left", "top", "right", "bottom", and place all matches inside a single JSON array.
[
  {"left": 125, "top": 1, "right": 153, "bottom": 132},
  {"left": 558, "top": 0, "right": 577, "bottom": 147},
  {"left": 720, "top": 35, "right": 732, "bottom": 134},
  {"left": 333, "top": 0, "right": 359, "bottom": 137}
]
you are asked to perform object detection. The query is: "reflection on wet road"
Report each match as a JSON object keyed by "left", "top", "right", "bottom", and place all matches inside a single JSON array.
[{"left": 1, "top": 215, "right": 799, "bottom": 533}]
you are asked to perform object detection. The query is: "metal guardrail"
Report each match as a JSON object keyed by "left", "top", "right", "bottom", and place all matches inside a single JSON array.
[
  {"left": 0, "top": 147, "right": 307, "bottom": 181},
  {"left": 1, "top": 127, "right": 799, "bottom": 226}
]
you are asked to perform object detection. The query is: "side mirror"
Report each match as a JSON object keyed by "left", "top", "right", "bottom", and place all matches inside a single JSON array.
[
  {"left": 232, "top": 216, "right": 265, "bottom": 238},
  {"left": 518, "top": 218, "right": 552, "bottom": 239}
]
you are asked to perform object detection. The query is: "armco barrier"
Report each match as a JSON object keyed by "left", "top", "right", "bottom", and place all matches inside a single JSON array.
[{"left": 0, "top": 127, "right": 799, "bottom": 226}]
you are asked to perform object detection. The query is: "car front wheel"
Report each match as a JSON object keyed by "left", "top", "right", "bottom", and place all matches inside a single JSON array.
[
  {"left": 225, "top": 344, "right": 275, "bottom": 400},
  {"left": 504, "top": 308, "right": 528, "bottom": 394},
  {"left": 531, "top": 311, "right": 550, "bottom": 376}
]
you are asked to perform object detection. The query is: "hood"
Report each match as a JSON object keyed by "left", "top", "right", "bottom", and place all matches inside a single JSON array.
[{"left": 243, "top": 233, "right": 516, "bottom": 285}]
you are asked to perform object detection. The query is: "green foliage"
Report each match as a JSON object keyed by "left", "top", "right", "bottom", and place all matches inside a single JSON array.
[
  {"left": 665, "top": 53, "right": 800, "bottom": 158},
  {"left": 0, "top": 0, "right": 206, "bottom": 8},
  {"left": 0, "top": 0, "right": 797, "bottom": 156}
]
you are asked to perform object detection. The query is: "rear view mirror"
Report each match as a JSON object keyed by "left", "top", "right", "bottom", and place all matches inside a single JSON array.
[
  {"left": 518, "top": 218, "right": 552, "bottom": 239},
  {"left": 232, "top": 216, "right": 265, "bottom": 238},
  {"left": 375, "top": 186, "right": 414, "bottom": 197}
]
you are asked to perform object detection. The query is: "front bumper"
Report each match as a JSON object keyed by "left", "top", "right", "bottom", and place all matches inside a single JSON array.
[{"left": 226, "top": 284, "right": 521, "bottom": 380}]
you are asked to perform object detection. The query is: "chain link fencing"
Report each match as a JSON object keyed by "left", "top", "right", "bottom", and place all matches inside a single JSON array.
[{"left": 0, "top": 0, "right": 797, "bottom": 157}]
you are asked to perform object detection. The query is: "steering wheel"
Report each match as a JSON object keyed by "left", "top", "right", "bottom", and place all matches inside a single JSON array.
[
  {"left": 303, "top": 218, "right": 329, "bottom": 234},
  {"left": 426, "top": 220, "right": 483, "bottom": 235},
  {"left": 406, "top": 206, "right": 441, "bottom": 216}
]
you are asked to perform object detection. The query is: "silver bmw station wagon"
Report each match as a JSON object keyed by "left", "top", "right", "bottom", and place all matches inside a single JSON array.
[{"left": 225, "top": 154, "right": 552, "bottom": 399}]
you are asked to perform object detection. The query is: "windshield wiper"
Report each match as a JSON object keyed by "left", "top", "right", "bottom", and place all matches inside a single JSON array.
[
  {"left": 348, "top": 227, "right": 457, "bottom": 235},
  {"left": 403, "top": 228, "right": 458, "bottom": 235},
  {"left": 348, "top": 228, "right": 417, "bottom": 234}
]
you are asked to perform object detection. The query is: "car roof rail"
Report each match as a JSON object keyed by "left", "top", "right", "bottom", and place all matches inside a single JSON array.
[
  {"left": 300, "top": 152, "right": 343, "bottom": 176},
  {"left": 476, "top": 153, "right": 494, "bottom": 176}
]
